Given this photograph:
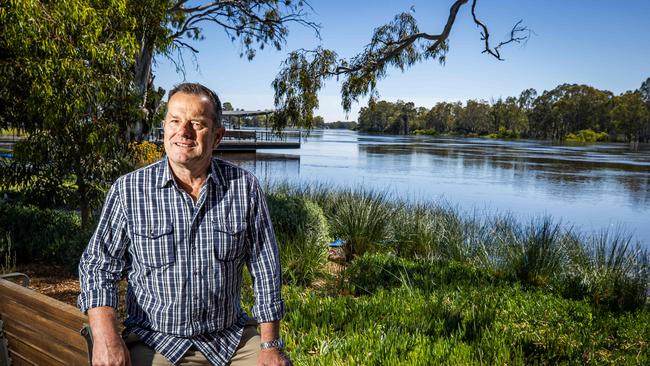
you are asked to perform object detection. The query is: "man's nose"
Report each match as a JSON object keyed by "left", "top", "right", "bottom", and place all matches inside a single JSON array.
[{"left": 178, "top": 120, "right": 194, "bottom": 135}]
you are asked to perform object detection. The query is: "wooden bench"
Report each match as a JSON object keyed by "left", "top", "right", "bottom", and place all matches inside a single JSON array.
[{"left": 0, "top": 273, "right": 92, "bottom": 366}]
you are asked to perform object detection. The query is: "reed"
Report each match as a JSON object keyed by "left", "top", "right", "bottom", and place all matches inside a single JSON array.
[
  {"left": 277, "top": 228, "right": 329, "bottom": 287},
  {"left": 264, "top": 183, "right": 649, "bottom": 310},
  {"left": 503, "top": 216, "right": 569, "bottom": 288},
  {"left": 570, "top": 229, "right": 649, "bottom": 311},
  {"left": 389, "top": 203, "right": 439, "bottom": 259},
  {"left": 327, "top": 188, "right": 397, "bottom": 260}
]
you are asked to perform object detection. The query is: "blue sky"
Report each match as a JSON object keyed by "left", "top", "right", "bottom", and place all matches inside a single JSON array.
[{"left": 154, "top": 0, "right": 650, "bottom": 122}]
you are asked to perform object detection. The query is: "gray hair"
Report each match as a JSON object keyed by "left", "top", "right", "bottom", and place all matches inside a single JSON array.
[{"left": 168, "top": 82, "right": 222, "bottom": 129}]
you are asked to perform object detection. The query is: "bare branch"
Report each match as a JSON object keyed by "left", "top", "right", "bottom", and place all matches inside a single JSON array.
[
  {"left": 471, "top": 0, "right": 529, "bottom": 60},
  {"left": 173, "top": 40, "right": 199, "bottom": 54},
  {"left": 170, "top": 0, "right": 190, "bottom": 12},
  {"left": 168, "top": 0, "right": 321, "bottom": 46},
  {"left": 178, "top": 0, "right": 235, "bottom": 14},
  {"left": 329, "top": 0, "right": 467, "bottom": 76}
]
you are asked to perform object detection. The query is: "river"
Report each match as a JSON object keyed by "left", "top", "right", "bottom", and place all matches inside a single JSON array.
[{"left": 219, "top": 129, "right": 650, "bottom": 249}]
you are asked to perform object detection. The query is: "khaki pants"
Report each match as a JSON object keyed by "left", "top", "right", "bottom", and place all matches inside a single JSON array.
[{"left": 126, "top": 322, "right": 260, "bottom": 366}]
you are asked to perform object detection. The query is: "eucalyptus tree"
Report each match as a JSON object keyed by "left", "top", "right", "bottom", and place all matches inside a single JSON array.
[
  {"left": 272, "top": 0, "right": 529, "bottom": 129},
  {"left": 425, "top": 102, "right": 461, "bottom": 133},
  {"left": 610, "top": 91, "right": 649, "bottom": 146},
  {"left": 0, "top": 0, "right": 139, "bottom": 226},
  {"left": 456, "top": 100, "right": 491, "bottom": 135}
]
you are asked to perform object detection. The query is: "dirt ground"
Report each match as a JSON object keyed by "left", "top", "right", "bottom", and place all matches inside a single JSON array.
[
  {"left": 8, "top": 259, "right": 345, "bottom": 307},
  {"left": 12, "top": 264, "right": 80, "bottom": 306}
]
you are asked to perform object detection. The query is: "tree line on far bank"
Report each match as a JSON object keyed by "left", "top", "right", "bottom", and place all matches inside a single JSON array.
[{"left": 356, "top": 80, "right": 650, "bottom": 144}]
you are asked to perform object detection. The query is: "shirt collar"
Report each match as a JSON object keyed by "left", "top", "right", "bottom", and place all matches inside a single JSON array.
[
  {"left": 156, "top": 156, "right": 228, "bottom": 189},
  {"left": 157, "top": 156, "right": 174, "bottom": 189},
  {"left": 208, "top": 158, "right": 228, "bottom": 189}
]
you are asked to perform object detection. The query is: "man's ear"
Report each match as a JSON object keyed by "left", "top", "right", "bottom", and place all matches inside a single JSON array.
[{"left": 213, "top": 127, "right": 226, "bottom": 148}]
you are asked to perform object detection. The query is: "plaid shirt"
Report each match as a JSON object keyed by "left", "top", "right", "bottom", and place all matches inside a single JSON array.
[{"left": 78, "top": 157, "right": 284, "bottom": 365}]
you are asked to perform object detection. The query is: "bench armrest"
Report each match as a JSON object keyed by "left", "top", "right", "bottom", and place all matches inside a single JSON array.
[{"left": 0, "top": 273, "right": 29, "bottom": 287}]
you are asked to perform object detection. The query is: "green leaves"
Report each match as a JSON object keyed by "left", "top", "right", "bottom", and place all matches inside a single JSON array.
[
  {"left": 1, "top": 0, "right": 140, "bottom": 225},
  {"left": 272, "top": 48, "right": 338, "bottom": 130}
]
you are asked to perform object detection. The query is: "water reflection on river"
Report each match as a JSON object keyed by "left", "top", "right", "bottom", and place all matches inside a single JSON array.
[{"left": 217, "top": 130, "right": 650, "bottom": 248}]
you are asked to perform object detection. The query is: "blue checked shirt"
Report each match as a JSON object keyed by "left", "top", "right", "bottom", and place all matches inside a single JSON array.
[{"left": 78, "top": 157, "right": 284, "bottom": 365}]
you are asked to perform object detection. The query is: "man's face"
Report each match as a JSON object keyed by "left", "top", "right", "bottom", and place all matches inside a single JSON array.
[{"left": 163, "top": 92, "right": 224, "bottom": 173}]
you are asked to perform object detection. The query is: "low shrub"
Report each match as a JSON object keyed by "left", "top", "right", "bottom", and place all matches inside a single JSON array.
[
  {"left": 485, "top": 126, "right": 520, "bottom": 139},
  {"left": 412, "top": 129, "right": 438, "bottom": 136},
  {"left": 0, "top": 201, "right": 90, "bottom": 271},
  {"left": 128, "top": 140, "right": 163, "bottom": 168},
  {"left": 266, "top": 192, "right": 330, "bottom": 246},
  {"left": 565, "top": 129, "right": 609, "bottom": 142},
  {"left": 266, "top": 192, "right": 330, "bottom": 286}
]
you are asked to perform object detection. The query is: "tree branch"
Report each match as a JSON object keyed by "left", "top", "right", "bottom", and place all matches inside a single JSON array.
[{"left": 471, "top": 0, "right": 529, "bottom": 60}]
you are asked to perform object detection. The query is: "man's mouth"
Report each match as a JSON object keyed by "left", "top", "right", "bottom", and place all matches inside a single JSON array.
[{"left": 174, "top": 142, "right": 195, "bottom": 148}]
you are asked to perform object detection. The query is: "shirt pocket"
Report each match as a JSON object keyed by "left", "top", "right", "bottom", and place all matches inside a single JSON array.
[
  {"left": 212, "top": 219, "right": 247, "bottom": 262},
  {"left": 132, "top": 223, "right": 175, "bottom": 268}
]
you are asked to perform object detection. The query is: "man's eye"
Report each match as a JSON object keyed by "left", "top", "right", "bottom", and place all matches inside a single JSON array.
[{"left": 192, "top": 122, "right": 204, "bottom": 130}]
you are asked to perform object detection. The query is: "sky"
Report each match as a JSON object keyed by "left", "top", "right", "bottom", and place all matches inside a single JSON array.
[{"left": 154, "top": 0, "right": 650, "bottom": 122}]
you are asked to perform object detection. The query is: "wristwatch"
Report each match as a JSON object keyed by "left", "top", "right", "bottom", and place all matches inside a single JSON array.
[{"left": 260, "top": 338, "right": 285, "bottom": 350}]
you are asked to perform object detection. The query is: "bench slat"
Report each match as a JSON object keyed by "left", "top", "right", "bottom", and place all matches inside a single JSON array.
[
  {"left": 0, "top": 278, "right": 90, "bottom": 365},
  {"left": 6, "top": 336, "right": 67, "bottom": 366},
  {"left": 0, "top": 298, "right": 88, "bottom": 353},
  {"left": 0, "top": 279, "right": 86, "bottom": 331},
  {"left": 6, "top": 351, "right": 38, "bottom": 366}
]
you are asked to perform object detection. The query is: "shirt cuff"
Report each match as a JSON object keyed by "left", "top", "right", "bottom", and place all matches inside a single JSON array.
[
  {"left": 252, "top": 299, "right": 285, "bottom": 323},
  {"left": 77, "top": 289, "right": 119, "bottom": 314}
]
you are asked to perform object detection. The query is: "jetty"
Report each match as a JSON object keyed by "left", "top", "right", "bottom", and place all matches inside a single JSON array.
[
  {"left": 149, "top": 110, "right": 302, "bottom": 152},
  {"left": 217, "top": 109, "right": 301, "bottom": 152}
]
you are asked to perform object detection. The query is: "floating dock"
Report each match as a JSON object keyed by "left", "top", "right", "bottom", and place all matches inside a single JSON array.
[{"left": 216, "top": 129, "right": 301, "bottom": 152}]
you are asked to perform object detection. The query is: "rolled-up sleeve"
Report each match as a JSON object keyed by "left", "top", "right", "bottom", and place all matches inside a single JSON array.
[
  {"left": 247, "top": 179, "right": 284, "bottom": 323},
  {"left": 77, "top": 181, "right": 129, "bottom": 314}
]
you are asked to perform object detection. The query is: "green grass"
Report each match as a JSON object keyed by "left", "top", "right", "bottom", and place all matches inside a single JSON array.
[{"left": 242, "top": 255, "right": 650, "bottom": 365}]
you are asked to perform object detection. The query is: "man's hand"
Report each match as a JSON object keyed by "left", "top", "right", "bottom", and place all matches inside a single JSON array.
[
  {"left": 257, "top": 348, "right": 292, "bottom": 366},
  {"left": 258, "top": 321, "right": 291, "bottom": 366},
  {"left": 92, "top": 334, "right": 131, "bottom": 366},
  {"left": 88, "top": 306, "right": 131, "bottom": 366}
]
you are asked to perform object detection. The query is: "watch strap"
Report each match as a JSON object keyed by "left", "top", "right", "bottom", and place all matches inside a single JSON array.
[{"left": 260, "top": 338, "right": 285, "bottom": 350}]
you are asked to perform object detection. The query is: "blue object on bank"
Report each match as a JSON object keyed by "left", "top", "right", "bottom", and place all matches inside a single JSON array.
[{"left": 329, "top": 239, "right": 346, "bottom": 247}]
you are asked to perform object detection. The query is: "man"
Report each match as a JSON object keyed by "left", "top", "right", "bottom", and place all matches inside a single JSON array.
[{"left": 78, "top": 83, "right": 290, "bottom": 366}]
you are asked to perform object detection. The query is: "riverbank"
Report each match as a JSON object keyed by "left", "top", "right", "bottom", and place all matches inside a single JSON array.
[{"left": 241, "top": 130, "right": 650, "bottom": 247}]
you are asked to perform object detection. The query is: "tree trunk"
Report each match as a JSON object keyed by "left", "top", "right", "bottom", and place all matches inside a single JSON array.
[
  {"left": 77, "top": 176, "right": 91, "bottom": 228},
  {"left": 132, "top": 33, "right": 156, "bottom": 140}
]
